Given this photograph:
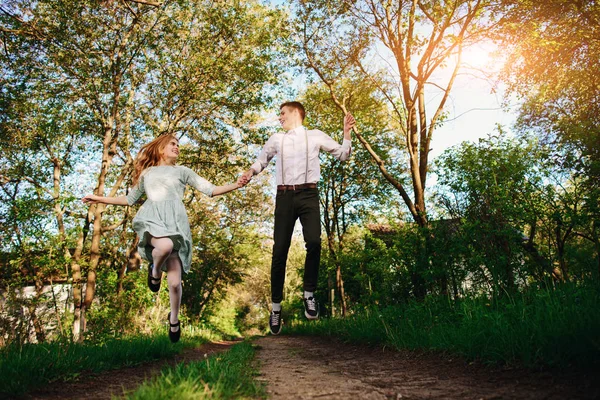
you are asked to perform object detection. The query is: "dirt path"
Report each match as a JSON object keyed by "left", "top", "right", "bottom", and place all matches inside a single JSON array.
[
  {"left": 16, "top": 335, "right": 600, "bottom": 399},
  {"left": 21, "top": 340, "right": 238, "bottom": 400},
  {"left": 253, "top": 335, "right": 600, "bottom": 400}
]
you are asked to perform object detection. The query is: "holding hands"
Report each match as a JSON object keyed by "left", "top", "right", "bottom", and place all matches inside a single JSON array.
[{"left": 237, "top": 169, "right": 254, "bottom": 187}]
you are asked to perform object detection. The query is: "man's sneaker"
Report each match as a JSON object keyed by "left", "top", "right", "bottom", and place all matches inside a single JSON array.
[
  {"left": 269, "top": 309, "right": 282, "bottom": 335},
  {"left": 303, "top": 296, "right": 319, "bottom": 320}
]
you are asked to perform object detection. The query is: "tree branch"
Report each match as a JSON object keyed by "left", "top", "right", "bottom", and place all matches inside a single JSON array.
[{"left": 125, "top": 0, "right": 162, "bottom": 7}]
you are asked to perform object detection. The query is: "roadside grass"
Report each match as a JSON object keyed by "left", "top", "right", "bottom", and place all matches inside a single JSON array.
[
  {"left": 287, "top": 283, "right": 600, "bottom": 368},
  {"left": 0, "top": 326, "right": 217, "bottom": 397},
  {"left": 123, "top": 340, "right": 264, "bottom": 400}
]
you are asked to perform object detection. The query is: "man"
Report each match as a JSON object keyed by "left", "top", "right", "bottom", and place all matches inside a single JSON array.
[{"left": 239, "top": 101, "right": 355, "bottom": 335}]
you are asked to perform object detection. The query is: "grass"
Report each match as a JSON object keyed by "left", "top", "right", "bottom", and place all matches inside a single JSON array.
[
  {"left": 0, "top": 328, "right": 214, "bottom": 397},
  {"left": 122, "top": 340, "right": 265, "bottom": 399},
  {"left": 287, "top": 283, "right": 600, "bottom": 368}
]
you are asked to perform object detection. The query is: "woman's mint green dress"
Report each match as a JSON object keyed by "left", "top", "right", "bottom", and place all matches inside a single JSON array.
[{"left": 126, "top": 165, "right": 215, "bottom": 273}]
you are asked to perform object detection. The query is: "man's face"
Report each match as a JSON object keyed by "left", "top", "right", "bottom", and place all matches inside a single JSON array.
[{"left": 279, "top": 106, "right": 301, "bottom": 131}]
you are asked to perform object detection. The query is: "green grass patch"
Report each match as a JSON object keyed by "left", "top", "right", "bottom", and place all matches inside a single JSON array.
[
  {"left": 123, "top": 341, "right": 265, "bottom": 399},
  {"left": 287, "top": 283, "right": 600, "bottom": 368},
  {"left": 0, "top": 328, "right": 214, "bottom": 397}
]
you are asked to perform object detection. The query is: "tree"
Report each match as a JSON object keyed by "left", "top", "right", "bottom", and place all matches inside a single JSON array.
[
  {"left": 294, "top": 0, "right": 495, "bottom": 226},
  {"left": 434, "top": 133, "right": 554, "bottom": 293},
  {"left": 300, "top": 78, "right": 403, "bottom": 315},
  {"left": 495, "top": 0, "right": 600, "bottom": 278},
  {"left": 293, "top": 0, "right": 496, "bottom": 298},
  {"left": 496, "top": 0, "right": 599, "bottom": 168},
  {"left": 1, "top": 0, "right": 287, "bottom": 341}
]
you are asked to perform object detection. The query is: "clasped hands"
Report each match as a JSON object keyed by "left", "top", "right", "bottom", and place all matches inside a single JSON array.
[{"left": 237, "top": 170, "right": 253, "bottom": 188}]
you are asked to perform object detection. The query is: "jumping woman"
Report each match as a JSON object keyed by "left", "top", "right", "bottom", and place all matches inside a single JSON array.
[{"left": 82, "top": 134, "right": 242, "bottom": 342}]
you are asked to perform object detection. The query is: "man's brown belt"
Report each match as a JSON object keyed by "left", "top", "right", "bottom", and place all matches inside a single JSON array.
[{"left": 277, "top": 183, "right": 317, "bottom": 191}]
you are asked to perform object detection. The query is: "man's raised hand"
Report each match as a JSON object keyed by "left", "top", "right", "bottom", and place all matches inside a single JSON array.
[{"left": 343, "top": 113, "right": 356, "bottom": 136}]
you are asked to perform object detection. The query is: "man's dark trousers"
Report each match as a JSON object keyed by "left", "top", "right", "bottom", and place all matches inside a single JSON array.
[{"left": 271, "top": 187, "right": 321, "bottom": 303}]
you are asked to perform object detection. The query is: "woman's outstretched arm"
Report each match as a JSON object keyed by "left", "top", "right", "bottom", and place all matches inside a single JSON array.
[
  {"left": 212, "top": 182, "right": 242, "bottom": 197},
  {"left": 82, "top": 194, "right": 129, "bottom": 205}
]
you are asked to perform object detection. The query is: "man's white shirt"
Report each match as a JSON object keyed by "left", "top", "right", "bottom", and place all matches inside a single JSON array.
[{"left": 249, "top": 126, "right": 352, "bottom": 186}]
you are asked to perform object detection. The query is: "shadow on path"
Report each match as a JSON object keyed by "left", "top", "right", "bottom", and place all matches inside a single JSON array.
[{"left": 254, "top": 335, "right": 600, "bottom": 400}]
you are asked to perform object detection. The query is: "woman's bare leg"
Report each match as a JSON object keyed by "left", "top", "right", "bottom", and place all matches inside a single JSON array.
[
  {"left": 149, "top": 236, "right": 174, "bottom": 281},
  {"left": 165, "top": 253, "right": 183, "bottom": 332}
]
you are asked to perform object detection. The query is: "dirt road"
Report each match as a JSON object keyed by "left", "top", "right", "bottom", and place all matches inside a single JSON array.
[
  {"left": 254, "top": 335, "right": 599, "bottom": 400},
  {"left": 21, "top": 335, "right": 600, "bottom": 399}
]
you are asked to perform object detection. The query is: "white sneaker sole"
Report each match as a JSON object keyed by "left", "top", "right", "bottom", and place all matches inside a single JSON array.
[
  {"left": 305, "top": 310, "right": 319, "bottom": 320},
  {"left": 270, "top": 326, "right": 282, "bottom": 335}
]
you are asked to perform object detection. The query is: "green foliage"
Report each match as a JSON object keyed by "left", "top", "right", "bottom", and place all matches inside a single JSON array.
[
  {"left": 124, "top": 341, "right": 265, "bottom": 400},
  {"left": 203, "top": 297, "right": 244, "bottom": 339},
  {"left": 433, "top": 132, "right": 599, "bottom": 288},
  {"left": 496, "top": 0, "right": 600, "bottom": 187},
  {"left": 0, "top": 334, "right": 193, "bottom": 396},
  {"left": 83, "top": 268, "right": 158, "bottom": 343},
  {"left": 0, "top": 0, "right": 288, "bottom": 344},
  {"left": 327, "top": 225, "right": 414, "bottom": 308},
  {"left": 288, "top": 283, "right": 600, "bottom": 368}
]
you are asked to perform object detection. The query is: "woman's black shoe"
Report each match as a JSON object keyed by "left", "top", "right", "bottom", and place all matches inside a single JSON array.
[
  {"left": 168, "top": 312, "right": 181, "bottom": 343},
  {"left": 147, "top": 264, "right": 161, "bottom": 292}
]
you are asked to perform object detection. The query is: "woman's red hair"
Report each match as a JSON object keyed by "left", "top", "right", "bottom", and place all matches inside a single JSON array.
[{"left": 131, "top": 134, "right": 177, "bottom": 186}]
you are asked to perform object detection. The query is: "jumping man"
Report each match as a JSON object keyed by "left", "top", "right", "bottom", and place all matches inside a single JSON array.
[{"left": 239, "top": 101, "right": 355, "bottom": 334}]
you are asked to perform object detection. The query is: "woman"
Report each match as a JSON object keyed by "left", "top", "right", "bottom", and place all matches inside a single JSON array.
[{"left": 83, "top": 134, "right": 241, "bottom": 342}]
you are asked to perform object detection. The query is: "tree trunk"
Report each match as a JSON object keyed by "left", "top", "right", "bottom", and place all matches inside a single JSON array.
[
  {"left": 49, "top": 277, "right": 64, "bottom": 337},
  {"left": 83, "top": 123, "right": 119, "bottom": 333},
  {"left": 593, "top": 220, "right": 600, "bottom": 279},
  {"left": 501, "top": 237, "right": 515, "bottom": 292},
  {"left": 335, "top": 263, "right": 347, "bottom": 317},
  {"left": 71, "top": 212, "right": 91, "bottom": 342},
  {"left": 326, "top": 222, "right": 347, "bottom": 317},
  {"left": 328, "top": 271, "right": 335, "bottom": 317},
  {"left": 118, "top": 236, "right": 140, "bottom": 294},
  {"left": 50, "top": 155, "right": 72, "bottom": 271},
  {"left": 27, "top": 299, "right": 45, "bottom": 343},
  {"left": 555, "top": 226, "right": 569, "bottom": 281}
]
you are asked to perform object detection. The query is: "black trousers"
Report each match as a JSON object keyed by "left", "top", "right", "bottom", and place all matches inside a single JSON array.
[{"left": 271, "top": 188, "right": 321, "bottom": 303}]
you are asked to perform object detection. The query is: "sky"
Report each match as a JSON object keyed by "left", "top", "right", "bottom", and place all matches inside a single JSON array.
[
  {"left": 426, "top": 44, "right": 517, "bottom": 160},
  {"left": 266, "top": 1, "right": 518, "bottom": 161}
]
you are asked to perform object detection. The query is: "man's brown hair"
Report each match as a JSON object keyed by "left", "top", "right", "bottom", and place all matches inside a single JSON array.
[{"left": 280, "top": 101, "right": 306, "bottom": 121}]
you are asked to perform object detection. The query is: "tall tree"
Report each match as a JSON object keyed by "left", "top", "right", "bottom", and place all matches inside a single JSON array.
[
  {"left": 293, "top": 0, "right": 496, "bottom": 298},
  {"left": 294, "top": 0, "right": 494, "bottom": 227},
  {"left": 496, "top": 0, "right": 599, "bottom": 168},
  {"left": 1, "top": 0, "right": 287, "bottom": 341},
  {"left": 495, "top": 0, "right": 600, "bottom": 278},
  {"left": 301, "top": 78, "right": 403, "bottom": 315}
]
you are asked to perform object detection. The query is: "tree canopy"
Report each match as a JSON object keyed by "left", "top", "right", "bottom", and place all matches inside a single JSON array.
[{"left": 0, "top": 0, "right": 598, "bottom": 344}]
